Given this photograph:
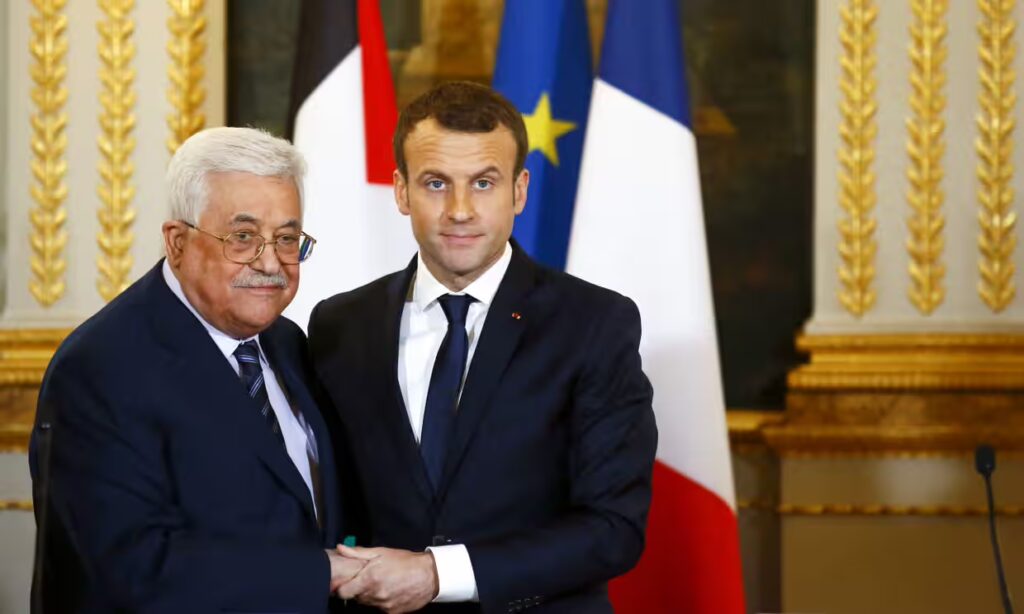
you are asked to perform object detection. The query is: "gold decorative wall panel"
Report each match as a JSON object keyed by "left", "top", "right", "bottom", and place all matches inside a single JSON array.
[
  {"left": 97, "top": 0, "right": 137, "bottom": 302},
  {"left": 906, "top": 0, "right": 947, "bottom": 315},
  {"left": 28, "top": 0, "right": 70, "bottom": 307},
  {"left": 0, "top": 329, "right": 70, "bottom": 452},
  {"left": 788, "top": 333, "right": 1024, "bottom": 390},
  {"left": 837, "top": 0, "right": 879, "bottom": 317},
  {"left": 976, "top": 0, "right": 1017, "bottom": 312},
  {"left": 166, "top": 0, "right": 206, "bottom": 154}
]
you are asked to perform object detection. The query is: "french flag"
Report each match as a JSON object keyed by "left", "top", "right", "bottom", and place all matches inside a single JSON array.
[
  {"left": 566, "top": 0, "right": 746, "bottom": 611},
  {"left": 284, "top": 0, "right": 416, "bottom": 329}
]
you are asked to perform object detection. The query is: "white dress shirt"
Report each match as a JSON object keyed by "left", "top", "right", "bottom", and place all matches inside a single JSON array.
[
  {"left": 398, "top": 242, "right": 512, "bottom": 603},
  {"left": 162, "top": 260, "right": 320, "bottom": 516}
]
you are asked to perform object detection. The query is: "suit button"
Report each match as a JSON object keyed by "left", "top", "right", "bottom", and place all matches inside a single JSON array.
[{"left": 431, "top": 534, "right": 446, "bottom": 546}]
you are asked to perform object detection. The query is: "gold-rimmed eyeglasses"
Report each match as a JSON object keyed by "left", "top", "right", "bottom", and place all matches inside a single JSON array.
[{"left": 182, "top": 222, "right": 317, "bottom": 265}]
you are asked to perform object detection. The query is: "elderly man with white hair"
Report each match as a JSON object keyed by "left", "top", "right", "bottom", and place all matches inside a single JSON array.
[{"left": 29, "top": 127, "right": 362, "bottom": 614}]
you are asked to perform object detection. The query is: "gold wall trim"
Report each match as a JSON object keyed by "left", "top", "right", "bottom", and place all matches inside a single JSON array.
[
  {"left": 0, "top": 501, "right": 33, "bottom": 512},
  {"left": 778, "top": 449, "right": 1024, "bottom": 459},
  {"left": 0, "top": 329, "right": 70, "bottom": 387},
  {"left": 765, "top": 423, "right": 1024, "bottom": 454},
  {"left": 779, "top": 503, "right": 1024, "bottom": 517},
  {"left": 796, "top": 333, "right": 1024, "bottom": 350},
  {"left": 727, "top": 410, "right": 784, "bottom": 447},
  {"left": 790, "top": 333, "right": 1024, "bottom": 390},
  {"left": 166, "top": 0, "right": 206, "bottom": 154},
  {"left": 976, "top": 0, "right": 1017, "bottom": 312},
  {"left": 28, "top": 0, "right": 70, "bottom": 308},
  {"left": 906, "top": 0, "right": 947, "bottom": 315},
  {"left": 737, "top": 498, "right": 778, "bottom": 512},
  {"left": 837, "top": 0, "right": 879, "bottom": 317},
  {"left": 776, "top": 382, "right": 1024, "bottom": 453},
  {"left": 97, "top": 0, "right": 137, "bottom": 302}
]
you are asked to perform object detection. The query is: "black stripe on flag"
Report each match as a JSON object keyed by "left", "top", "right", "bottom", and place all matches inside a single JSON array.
[{"left": 287, "top": 0, "right": 358, "bottom": 139}]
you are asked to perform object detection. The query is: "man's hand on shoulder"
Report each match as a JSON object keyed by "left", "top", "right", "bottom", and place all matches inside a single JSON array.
[{"left": 335, "top": 545, "right": 439, "bottom": 613}]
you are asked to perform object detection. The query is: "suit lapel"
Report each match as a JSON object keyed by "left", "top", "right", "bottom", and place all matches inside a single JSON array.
[
  {"left": 437, "top": 248, "right": 535, "bottom": 499},
  {"left": 261, "top": 329, "right": 338, "bottom": 540},
  {"left": 146, "top": 262, "right": 318, "bottom": 525},
  {"left": 379, "top": 257, "right": 436, "bottom": 504}
]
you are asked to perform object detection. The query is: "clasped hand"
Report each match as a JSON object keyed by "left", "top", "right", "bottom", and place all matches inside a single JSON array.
[{"left": 326, "top": 545, "right": 439, "bottom": 613}]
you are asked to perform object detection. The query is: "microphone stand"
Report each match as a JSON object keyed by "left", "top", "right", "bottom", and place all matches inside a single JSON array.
[{"left": 976, "top": 444, "right": 1014, "bottom": 614}]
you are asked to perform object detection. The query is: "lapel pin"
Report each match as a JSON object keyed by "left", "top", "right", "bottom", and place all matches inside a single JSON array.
[{"left": 511, "top": 312, "right": 522, "bottom": 320}]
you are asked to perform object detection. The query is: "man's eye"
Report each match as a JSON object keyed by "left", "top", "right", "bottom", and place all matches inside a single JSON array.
[
  {"left": 426, "top": 179, "right": 445, "bottom": 191},
  {"left": 233, "top": 232, "right": 256, "bottom": 243},
  {"left": 475, "top": 179, "right": 493, "bottom": 189},
  {"left": 276, "top": 235, "right": 299, "bottom": 246}
]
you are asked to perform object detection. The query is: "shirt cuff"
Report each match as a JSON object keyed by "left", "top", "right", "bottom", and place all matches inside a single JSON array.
[{"left": 427, "top": 544, "right": 479, "bottom": 602}]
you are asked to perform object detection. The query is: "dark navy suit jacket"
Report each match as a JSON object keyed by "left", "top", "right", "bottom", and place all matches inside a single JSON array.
[
  {"left": 308, "top": 245, "right": 658, "bottom": 613},
  {"left": 29, "top": 262, "right": 347, "bottom": 614}
]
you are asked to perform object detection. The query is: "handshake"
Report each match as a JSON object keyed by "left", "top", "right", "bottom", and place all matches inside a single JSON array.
[{"left": 325, "top": 544, "right": 439, "bottom": 613}]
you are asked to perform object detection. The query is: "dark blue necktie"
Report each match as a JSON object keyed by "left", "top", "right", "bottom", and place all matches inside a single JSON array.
[
  {"left": 420, "top": 294, "right": 474, "bottom": 490},
  {"left": 234, "top": 341, "right": 285, "bottom": 445}
]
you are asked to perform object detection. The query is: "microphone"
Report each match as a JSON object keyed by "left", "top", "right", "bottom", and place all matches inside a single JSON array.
[{"left": 975, "top": 444, "right": 1014, "bottom": 614}]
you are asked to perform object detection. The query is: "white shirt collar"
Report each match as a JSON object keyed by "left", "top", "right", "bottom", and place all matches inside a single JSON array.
[
  {"left": 412, "top": 242, "right": 512, "bottom": 310},
  {"left": 162, "top": 259, "right": 263, "bottom": 361}
]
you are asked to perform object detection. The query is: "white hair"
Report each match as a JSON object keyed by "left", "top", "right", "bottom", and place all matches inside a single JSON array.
[{"left": 166, "top": 127, "right": 306, "bottom": 224}]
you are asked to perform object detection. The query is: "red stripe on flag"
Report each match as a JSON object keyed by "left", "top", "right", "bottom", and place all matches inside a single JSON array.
[
  {"left": 357, "top": 0, "right": 397, "bottom": 185},
  {"left": 610, "top": 460, "right": 746, "bottom": 613}
]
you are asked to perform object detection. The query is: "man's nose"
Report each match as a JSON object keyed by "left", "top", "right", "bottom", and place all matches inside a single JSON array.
[
  {"left": 445, "top": 186, "right": 475, "bottom": 221},
  {"left": 250, "top": 238, "right": 283, "bottom": 273}
]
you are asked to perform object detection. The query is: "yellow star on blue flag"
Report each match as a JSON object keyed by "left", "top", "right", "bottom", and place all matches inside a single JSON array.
[
  {"left": 492, "top": 0, "right": 592, "bottom": 270},
  {"left": 523, "top": 93, "right": 577, "bottom": 167}
]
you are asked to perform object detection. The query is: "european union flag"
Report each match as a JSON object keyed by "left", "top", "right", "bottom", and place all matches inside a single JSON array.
[{"left": 493, "top": 0, "right": 592, "bottom": 270}]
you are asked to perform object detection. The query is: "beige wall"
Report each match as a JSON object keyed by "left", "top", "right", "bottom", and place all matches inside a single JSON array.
[
  {"left": 780, "top": 455, "right": 1024, "bottom": 613},
  {"left": 0, "top": 453, "right": 32, "bottom": 614}
]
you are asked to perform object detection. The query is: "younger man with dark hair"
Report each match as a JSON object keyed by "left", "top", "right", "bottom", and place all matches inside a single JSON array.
[{"left": 312, "top": 81, "right": 657, "bottom": 613}]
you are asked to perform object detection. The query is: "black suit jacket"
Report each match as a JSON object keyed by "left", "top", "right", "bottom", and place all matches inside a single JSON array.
[
  {"left": 308, "top": 245, "right": 658, "bottom": 613},
  {"left": 30, "top": 261, "right": 347, "bottom": 614}
]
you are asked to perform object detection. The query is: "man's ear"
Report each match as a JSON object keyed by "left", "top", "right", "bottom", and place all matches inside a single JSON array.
[
  {"left": 394, "top": 169, "right": 411, "bottom": 216},
  {"left": 513, "top": 168, "right": 530, "bottom": 215},
  {"left": 162, "top": 221, "right": 188, "bottom": 267}
]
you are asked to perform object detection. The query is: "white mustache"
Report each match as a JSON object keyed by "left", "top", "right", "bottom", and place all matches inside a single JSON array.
[{"left": 231, "top": 270, "right": 288, "bottom": 289}]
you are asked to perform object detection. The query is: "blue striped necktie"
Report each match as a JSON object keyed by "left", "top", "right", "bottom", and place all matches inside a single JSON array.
[
  {"left": 234, "top": 340, "right": 285, "bottom": 445},
  {"left": 420, "top": 294, "right": 475, "bottom": 491}
]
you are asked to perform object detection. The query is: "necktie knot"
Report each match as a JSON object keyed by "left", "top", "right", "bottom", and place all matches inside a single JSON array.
[
  {"left": 438, "top": 294, "right": 474, "bottom": 328},
  {"left": 234, "top": 340, "right": 261, "bottom": 367}
]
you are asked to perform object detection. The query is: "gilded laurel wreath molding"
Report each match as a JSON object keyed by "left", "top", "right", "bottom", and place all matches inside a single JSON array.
[
  {"left": 28, "top": 0, "right": 70, "bottom": 307},
  {"left": 837, "top": 0, "right": 879, "bottom": 317},
  {"left": 166, "top": 0, "right": 207, "bottom": 154},
  {"left": 976, "top": 0, "right": 1018, "bottom": 312},
  {"left": 906, "top": 0, "right": 947, "bottom": 315},
  {"left": 97, "top": 0, "right": 138, "bottom": 302}
]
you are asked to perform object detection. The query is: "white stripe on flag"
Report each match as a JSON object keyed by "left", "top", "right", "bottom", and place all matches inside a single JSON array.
[
  {"left": 567, "top": 79, "right": 735, "bottom": 508},
  {"left": 285, "top": 47, "right": 416, "bottom": 330}
]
